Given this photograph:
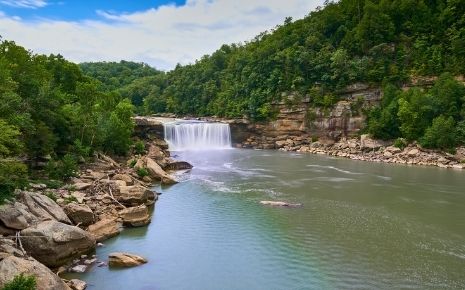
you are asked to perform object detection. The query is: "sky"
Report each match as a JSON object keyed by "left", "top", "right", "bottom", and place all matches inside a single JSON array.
[{"left": 0, "top": 0, "right": 325, "bottom": 70}]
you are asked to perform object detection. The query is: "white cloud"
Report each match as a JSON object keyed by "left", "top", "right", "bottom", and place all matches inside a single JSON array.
[
  {"left": 0, "top": 0, "right": 325, "bottom": 70},
  {"left": 0, "top": 0, "right": 47, "bottom": 9}
]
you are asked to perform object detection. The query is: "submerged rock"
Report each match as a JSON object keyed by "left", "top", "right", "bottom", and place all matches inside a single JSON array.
[
  {"left": 66, "top": 279, "right": 87, "bottom": 290},
  {"left": 108, "top": 252, "right": 147, "bottom": 267},
  {"left": 0, "top": 256, "right": 71, "bottom": 290},
  {"left": 20, "top": 220, "right": 95, "bottom": 267},
  {"left": 259, "top": 201, "right": 303, "bottom": 207}
]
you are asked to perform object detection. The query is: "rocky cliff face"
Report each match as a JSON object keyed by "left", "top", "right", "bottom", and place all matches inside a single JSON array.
[{"left": 227, "top": 83, "right": 381, "bottom": 147}]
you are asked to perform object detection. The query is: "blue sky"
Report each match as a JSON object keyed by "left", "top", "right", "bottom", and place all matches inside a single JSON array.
[
  {"left": 0, "top": 0, "right": 325, "bottom": 70},
  {"left": 0, "top": 0, "right": 185, "bottom": 21}
]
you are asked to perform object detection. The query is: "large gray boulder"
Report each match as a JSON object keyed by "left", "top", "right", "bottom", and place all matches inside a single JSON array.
[
  {"left": 0, "top": 202, "right": 38, "bottom": 230},
  {"left": 18, "top": 192, "right": 71, "bottom": 224},
  {"left": 21, "top": 220, "right": 95, "bottom": 267},
  {"left": 64, "top": 203, "right": 94, "bottom": 226},
  {"left": 0, "top": 256, "right": 71, "bottom": 290}
]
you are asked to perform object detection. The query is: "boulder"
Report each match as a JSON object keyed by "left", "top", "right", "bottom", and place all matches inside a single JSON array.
[
  {"left": 108, "top": 252, "right": 147, "bottom": 267},
  {"left": 407, "top": 148, "right": 420, "bottom": 157},
  {"left": 360, "top": 134, "right": 389, "bottom": 150},
  {"left": 66, "top": 279, "right": 87, "bottom": 290},
  {"left": 259, "top": 201, "right": 303, "bottom": 207},
  {"left": 145, "top": 157, "right": 177, "bottom": 185},
  {"left": 20, "top": 220, "right": 95, "bottom": 267},
  {"left": 87, "top": 217, "right": 121, "bottom": 242},
  {"left": 112, "top": 174, "right": 134, "bottom": 186},
  {"left": 64, "top": 203, "right": 94, "bottom": 226},
  {"left": 385, "top": 146, "right": 402, "bottom": 154},
  {"left": 0, "top": 256, "right": 71, "bottom": 290},
  {"left": 0, "top": 202, "right": 38, "bottom": 230},
  {"left": 18, "top": 192, "right": 71, "bottom": 224},
  {"left": 70, "top": 192, "right": 86, "bottom": 204},
  {"left": 115, "top": 185, "right": 156, "bottom": 206},
  {"left": 163, "top": 161, "right": 193, "bottom": 171},
  {"left": 119, "top": 205, "right": 151, "bottom": 227},
  {"left": 73, "top": 183, "right": 92, "bottom": 191}
]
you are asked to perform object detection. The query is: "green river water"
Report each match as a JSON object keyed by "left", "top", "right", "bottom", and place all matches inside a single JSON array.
[{"left": 70, "top": 149, "right": 465, "bottom": 289}]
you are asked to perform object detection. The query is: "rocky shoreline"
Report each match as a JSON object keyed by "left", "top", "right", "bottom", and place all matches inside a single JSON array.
[
  {"left": 239, "top": 134, "right": 465, "bottom": 170},
  {"left": 0, "top": 137, "right": 188, "bottom": 290}
]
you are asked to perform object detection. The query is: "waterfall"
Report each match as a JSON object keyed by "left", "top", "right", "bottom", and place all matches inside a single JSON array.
[{"left": 163, "top": 120, "right": 232, "bottom": 151}]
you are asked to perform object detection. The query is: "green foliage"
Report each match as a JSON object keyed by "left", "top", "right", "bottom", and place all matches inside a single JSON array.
[
  {"left": 134, "top": 141, "right": 146, "bottom": 155},
  {"left": 393, "top": 138, "right": 407, "bottom": 150},
  {"left": 136, "top": 167, "right": 149, "bottom": 178},
  {"left": 420, "top": 116, "right": 457, "bottom": 150},
  {"left": 129, "top": 159, "right": 137, "bottom": 168},
  {"left": 45, "top": 154, "right": 78, "bottom": 181},
  {"left": 2, "top": 274, "right": 36, "bottom": 290},
  {"left": 44, "top": 191, "right": 58, "bottom": 202},
  {"left": 0, "top": 120, "right": 23, "bottom": 157},
  {"left": 74, "top": 0, "right": 463, "bottom": 121},
  {"left": 0, "top": 160, "right": 28, "bottom": 204},
  {"left": 63, "top": 195, "right": 78, "bottom": 204}
]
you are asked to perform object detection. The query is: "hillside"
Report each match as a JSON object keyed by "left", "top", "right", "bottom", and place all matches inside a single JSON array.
[{"left": 81, "top": 0, "right": 465, "bottom": 150}]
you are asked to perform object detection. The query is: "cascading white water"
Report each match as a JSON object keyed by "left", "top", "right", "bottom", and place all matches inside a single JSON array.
[{"left": 163, "top": 120, "right": 232, "bottom": 151}]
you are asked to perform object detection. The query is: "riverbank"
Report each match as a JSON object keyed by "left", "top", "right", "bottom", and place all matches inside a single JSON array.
[
  {"left": 239, "top": 134, "right": 465, "bottom": 170},
  {"left": 0, "top": 137, "right": 187, "bottom": 290}
]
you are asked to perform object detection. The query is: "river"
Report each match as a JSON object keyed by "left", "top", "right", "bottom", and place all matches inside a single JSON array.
[{"left": 71, "top": 149, "right": 465, "bottom": 289}]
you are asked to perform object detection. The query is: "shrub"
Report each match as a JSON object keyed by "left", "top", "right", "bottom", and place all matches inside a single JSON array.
[
  {"left": 393, "top": 138, "right": 407, "bottom": 150},
  {"left": 420, "top": 115, "right": 457, "bottom": 150},
  {"left": 64, "top": 195, "right": 78, "bottom": 204},
  {"left": 0, "top": 160, "right": 28, "bottom": 204},
  {"left": 129, "top": 159, "right": 137, "bottom": 168},
  {"left": 2, "top": 274, "right": 36, "bottom": 290},
  {"left": 137, "top": 167, "right": 149, "bottom": 178},
  {"left": 134, "top": 141, "right": 146, "bottom": 155},
  {"left": 46, "top": 154, "right": 78, "bottom": 181}
]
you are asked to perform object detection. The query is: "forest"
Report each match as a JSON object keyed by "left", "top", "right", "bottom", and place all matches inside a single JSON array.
[
  {"left": 2, "top": 0, "right": 465, "bottom": 201},
  {"left": 0, "top": 39, "right": 135, "bottom": 202},
  {"left": 81, "top": 0, "right": 465, "bottom": 149}
]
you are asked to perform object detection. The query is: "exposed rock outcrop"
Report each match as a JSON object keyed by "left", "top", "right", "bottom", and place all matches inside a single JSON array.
[
  {"left": 114, "top": 185, "right": 157, "bottom": 206},
  {"left": 108, "top": 252, "right": 147, "bottom": 267},
  {"left": 64, "top": 203, "right": 94, "bottom": 226},
  {"left": 0, "top": 256, "right": 71, "bottom": 290},
  {"left": 119, "top": 205, "right": 151, "bottom": 227},
  {"left": 20, "top": 220, "right": 95, "bottom": 267},
  {"left": 86, "top": 216, "right": 121, "bottom": 242},
  {"left": 18, "top": 192, "right": 71, "bottom": 224}
]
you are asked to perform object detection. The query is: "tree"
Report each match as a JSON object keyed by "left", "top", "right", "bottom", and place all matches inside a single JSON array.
[{"left": 420, "top": 115, "right": 457, "bottom": 150}]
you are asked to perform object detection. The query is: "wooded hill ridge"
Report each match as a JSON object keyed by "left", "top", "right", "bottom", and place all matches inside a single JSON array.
[{"left": 80, "top": 0, "right": 465, "bottom": 150}]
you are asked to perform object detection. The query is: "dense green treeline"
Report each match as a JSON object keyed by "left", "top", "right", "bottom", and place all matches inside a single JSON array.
[
  {"left": 0, "top": 39, "right": 135, "bottom": 202},
  {"left": 140, "top": 0, "right": 465, "bottom": 120},
  {"left": 80, "top": 61, "right": 165, "bottom": 113},
  {"left": 367, "top": 73, "right": 465, "bottom": 150},
  {"left": 80, "top": 0, "right": 465, "bottom": 123}
]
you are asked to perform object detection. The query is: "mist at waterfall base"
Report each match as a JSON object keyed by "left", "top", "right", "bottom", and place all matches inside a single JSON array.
[{"left": 163, "top": 120, "right": 232, "bottom": 151}]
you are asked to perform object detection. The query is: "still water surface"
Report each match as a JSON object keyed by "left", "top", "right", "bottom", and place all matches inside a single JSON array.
[{"left": 73, "top": 149, "right": 465, "bottom": 289}]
